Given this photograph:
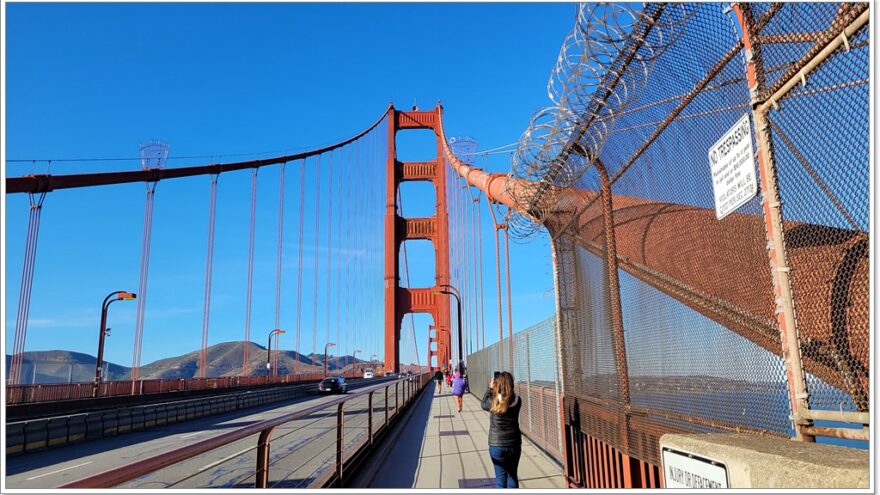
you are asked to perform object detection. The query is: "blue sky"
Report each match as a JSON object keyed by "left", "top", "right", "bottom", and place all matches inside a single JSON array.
[{"left": 5, "top": 3, "right": 572, "bottom": 368}]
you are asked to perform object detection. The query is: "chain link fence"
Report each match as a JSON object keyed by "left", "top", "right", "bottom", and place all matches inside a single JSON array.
[
  {"left": 466, "top": 315, "right": 563, "bottom": 461},
  {"left": 498, "top": 2, "right": 869, "bottom": 473}
]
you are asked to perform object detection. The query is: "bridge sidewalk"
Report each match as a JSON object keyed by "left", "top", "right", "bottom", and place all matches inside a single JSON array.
[{"left": 364, "top": 383, "right": 564, "bottom": 489}]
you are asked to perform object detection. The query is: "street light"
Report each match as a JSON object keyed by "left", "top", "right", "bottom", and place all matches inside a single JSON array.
[
  {"left": 353, "top": 349, "right": 362, "bottom": 374},
  {"left": 267, "top": 329, "right": 285, "bottom": 376},
  {"left": 370, "top": 353, "right": 377, "bottom": 370},
  {"left": 94, "top": 291, "right": 137, "bottom": 397},
  {"left": 324, "top": 342, "right": 336, "bottom": 377},
  {"left": 434, "top": 285, "right": 464, "bottom": 375}
]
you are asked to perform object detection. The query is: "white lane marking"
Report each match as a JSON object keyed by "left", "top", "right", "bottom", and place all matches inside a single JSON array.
[
  {"left": 179, "top": 431, "right": 202, "bottom": 439},
  {"left": 198, "top": 447, "right": 253, "bottom": 472},
  {"left": 26, "top": 461, "right": 93, "bottom": 480}
]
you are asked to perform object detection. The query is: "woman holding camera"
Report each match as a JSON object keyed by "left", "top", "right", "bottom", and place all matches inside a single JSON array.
[{"left": 481, "top": 371, "right": 522, "bottom": 488}]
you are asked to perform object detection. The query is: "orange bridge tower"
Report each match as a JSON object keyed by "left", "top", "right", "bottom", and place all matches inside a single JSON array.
[{"left": 384, "top": 104, "right": 452, "bottom": 373}]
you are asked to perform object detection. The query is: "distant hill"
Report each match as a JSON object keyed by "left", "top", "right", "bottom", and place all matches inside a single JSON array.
[
  {"left": 5, "top": 350, "right": 129, "bottom": 384},
  {"left": 6, "top": 342, "right": 370, "bottom": 383}
]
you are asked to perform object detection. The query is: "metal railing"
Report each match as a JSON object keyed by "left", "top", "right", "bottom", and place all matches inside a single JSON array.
[
  {"left": 6, "top": 370, "right": 366, "bottom": 406},
  {"left": 59, "top": 372, "right": 432, "bottom": 489}
]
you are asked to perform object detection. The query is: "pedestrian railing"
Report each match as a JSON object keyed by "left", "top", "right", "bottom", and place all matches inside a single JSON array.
[{"left": 59, "top": 373, "right": 432, "bottom": 489}]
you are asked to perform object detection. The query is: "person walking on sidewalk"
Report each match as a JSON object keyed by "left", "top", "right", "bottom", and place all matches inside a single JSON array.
[
  {"left": 451, "top": 372, "right": 466, "bottom": 412},
  {"left": 481, "top": 371, "right": 522, "bottom": 488},
  {"left": 434, "top": 369, "right": 444, "bottom": 392}
]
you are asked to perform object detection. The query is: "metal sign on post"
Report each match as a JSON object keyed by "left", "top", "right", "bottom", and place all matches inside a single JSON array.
[
  {"left": 708, "top": 114, "right": 757, "bottom": 220},
  {"left": 661, "top": 447, "right": 729, "bottom": 488}
]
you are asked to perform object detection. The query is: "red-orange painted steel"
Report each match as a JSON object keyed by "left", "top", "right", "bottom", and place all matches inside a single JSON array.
[
  {"left": 563, "top": 422, "right": 664, "bottom": 489},
  {"left": 384, "top": 105, "right": 452, "bottom": 373}
]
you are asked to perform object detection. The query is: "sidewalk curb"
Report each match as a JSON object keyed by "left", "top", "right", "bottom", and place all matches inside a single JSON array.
[{"left": 347, "top": 384, "right": 433, "bottom": 487}]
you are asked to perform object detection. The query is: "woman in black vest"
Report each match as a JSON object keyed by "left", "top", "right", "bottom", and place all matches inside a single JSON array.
[{"left": 481, "top": 371, "right": 522, "bottom": 488}]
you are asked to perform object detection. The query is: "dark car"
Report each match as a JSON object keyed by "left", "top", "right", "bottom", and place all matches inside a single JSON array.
[{"left": 318, "top": 376, "right": 348, "bottom": 394}]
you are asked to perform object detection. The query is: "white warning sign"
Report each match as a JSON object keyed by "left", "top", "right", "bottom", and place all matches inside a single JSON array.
[
  {"left": 661, "top": 447, "right": 729, "bottom": 489},
  {"left": 708, "top": 114, "right": 757, "bottom": 220}
]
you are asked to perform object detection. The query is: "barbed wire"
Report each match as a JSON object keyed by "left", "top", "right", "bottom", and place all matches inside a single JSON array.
[{"left": 505, "top": 3, "right": 695, "bottom": 239}]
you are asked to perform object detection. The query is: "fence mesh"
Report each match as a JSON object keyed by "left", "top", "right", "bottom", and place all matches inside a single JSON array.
[
  {"left": 757, "top": 3, "right": 870, "bottom": 414},
  {"left": 501, "top": 2, "right": 869, "bottom": 469},
  {"left": 466, "top": 315, "right": 563, "bottom": 461}
]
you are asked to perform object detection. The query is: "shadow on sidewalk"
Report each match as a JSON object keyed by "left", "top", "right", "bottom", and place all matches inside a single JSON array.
[{"left": 363, "top": 386, "right": 436, "bottom": 488}]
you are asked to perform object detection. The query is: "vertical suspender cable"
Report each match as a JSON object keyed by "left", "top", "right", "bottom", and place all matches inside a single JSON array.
[
  {"left": 274, "top": 164, "right": 286, "bottom": 332},
  {"left": 326, "top": 150, "right": 335, "bottom": 372},
  {"left": 470, "top": 191, "right": 479, "bottom": 358},
  {"left": 488, "top": 202, "right": 505, "bottom": 369},
  {"left": 336, "top": 147, "right": 345, "bottom": 372},
  {"left": 271, "top": 163, "right": 286, "bottom": 377},
  {"left": 243, "top": 169, "right": 258, "bottom": 376},
  {"left": 199, "top": 174, "right": 219, "bottom": 378},
  {"left": 10, "top": 192, "right": 47, "bottom": 385},
  {"left": 312, "top": 155, "right": 322, "bottom": 357},
  {"left": 294, "top": 158, "right": 307, "bottom": 376},
  {"left": 471, "top": 194, "right": 481, "bottom": 353},
  {"left": 503, "top": 222, "right": 514, "bottom": 371},
  {"left": 348, "top": 141, "right": 357, "bottom": 370},
  {"left": 132, "top": 179, "right": 159, "bottom": 381}
]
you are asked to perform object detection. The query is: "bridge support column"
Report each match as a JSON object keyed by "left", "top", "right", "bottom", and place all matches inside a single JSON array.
[{"left": 384, "top": 104, "right": 452, "bottom": 373}]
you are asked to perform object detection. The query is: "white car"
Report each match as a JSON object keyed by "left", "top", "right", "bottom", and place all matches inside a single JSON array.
[{"left": 363, "top": 369, "right": 375, "bottom": 379}]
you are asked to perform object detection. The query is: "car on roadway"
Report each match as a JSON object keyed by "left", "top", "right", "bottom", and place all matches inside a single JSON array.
[
  {"left": 318, "top": 376, "right": 348, "bottom": 394},
  {"left": 363, "top": 369, "right": 375, "bottom": 379}
]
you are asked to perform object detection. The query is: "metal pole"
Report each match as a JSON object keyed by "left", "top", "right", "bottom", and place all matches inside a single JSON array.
[
  {"left": 94, "top": 295, "right": 113, "bottom": 397},
  {"left": 255, "top": 428, "right": 274, "bottom": 488},
  {"left": 595, "top": 158, "right": 632, "bottom": 454},
  {"left": 336, "top": 403, "right": 345, "bottom": 485},
  {"left": 267, "top": 333, "right": 272, "bottom": 377},
  {"left": 368, "top": 392, "right": 374, "bottom": 445},
  {"left": 451, "top": 293, "right": 463, "bottom": 374},
  {"left": 732, "top": 3, "right": 836, "bottom": 442}
]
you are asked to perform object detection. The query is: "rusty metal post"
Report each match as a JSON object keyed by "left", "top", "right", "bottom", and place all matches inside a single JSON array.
[
  {"left": 733, "top": 3, "right": 824, "bottom": 442},
  {"left": 592, "top": 159, "right": 632, "bottom": 453},
  {"left": 549, "top": 238, "right": 571, "bottom": 477},
  {"left": 255, "top": 427, "right": 275, "bottom": 488},
  {"left": 368, "top": 391, "right": 374, "bottom": 445},
  {"left": 336, "top": 402, "right": 345, "bottom": 485},
  {"left": 525, "top": 332, "right": 533, "bottom": 434}
]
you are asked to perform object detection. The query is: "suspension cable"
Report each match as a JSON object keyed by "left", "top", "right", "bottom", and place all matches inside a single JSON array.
[
  {"left": 199, "top": 174, "right": 219, "bottom": 378},
  {"left": 243, "top": 169, "right": 258, "bottom": 376},
  {"left": 312, "top": 155, "right": 322, "bottom": 358},
  {"left": 10, "top": 191, "right": 47, "bottom": 385},
  {"left": 326, "top": 149, "right": 335, "bottom": 373},
  {"left": 132, "top": 177, "right": 159, "bottom": 381},
  {"left": 294, "top": 159, "right": 307, "bottom": 376}
]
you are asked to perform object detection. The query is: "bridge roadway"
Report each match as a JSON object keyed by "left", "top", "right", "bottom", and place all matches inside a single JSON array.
[{"left": 6, "top": 376, "right": 400, "bottom": 489}]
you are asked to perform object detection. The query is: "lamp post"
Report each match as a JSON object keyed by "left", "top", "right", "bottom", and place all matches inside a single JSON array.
[
  {"left": 324, "top": 342, "right": 336, "bottom": 377},
  {"left": 94, "top": 291, "right": 137, "bottom": 397},
  {"left": 434, "top": 285, "right": 464, "bottom": 375},
  {"left": 370, "top": 353, "right": 377, "bottom": 370},
  {"left": 353, "top": 349, "right": 362, "bottom": 374},
  {"left": 267, "top": 329, "right": 285, "bottom": 376}
]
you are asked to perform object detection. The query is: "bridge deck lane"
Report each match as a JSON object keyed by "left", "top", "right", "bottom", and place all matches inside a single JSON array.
[{"left": 5, "top": 378, "right": 397, "bottom": 489}]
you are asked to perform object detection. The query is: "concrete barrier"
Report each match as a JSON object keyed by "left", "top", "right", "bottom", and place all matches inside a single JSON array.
[
  {"left": 46, "top": 417, "right": 69, "bottom": 447},
  {"left": 24, "top": 421, "right": 48, "bottom": 452},
  {"left": 67, "top": 415, "right": 87, "bottom": 444},
  {"left": 660, "top": 433, "right": 869, "bottom": 489},
  {"left": 7, "top": 423, "right": 25, "bottom": 455}
]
